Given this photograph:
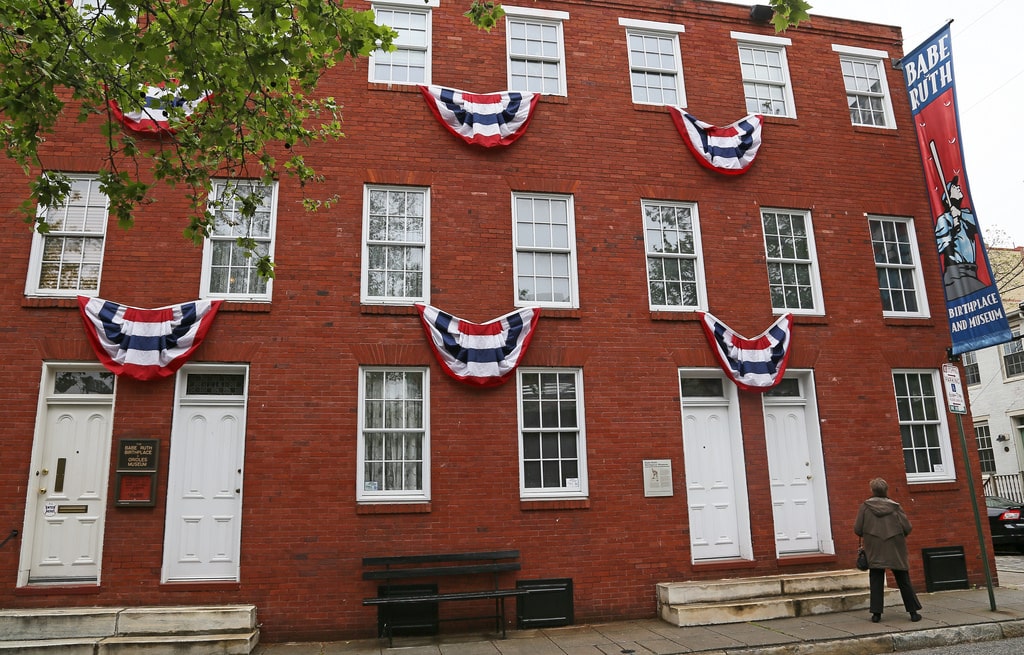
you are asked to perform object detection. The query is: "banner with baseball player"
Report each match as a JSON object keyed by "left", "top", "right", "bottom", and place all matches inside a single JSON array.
[{"left": 901, "top": 22, "right": 1012, "bottom": 355}]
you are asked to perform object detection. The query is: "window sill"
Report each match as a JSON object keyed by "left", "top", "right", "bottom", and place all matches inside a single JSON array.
[
  {"left": 217, "top": 301, "right": 272, "bottom": 313},
  {"left": 789, "top": 314, "right": 828, "bottom": 325},
  {"left": 883, "top": 316, "right": 935, "bottom": 327},
  {"left": 22, "top": 296, "right": 80, "bottom": 309},
  {"left": 367, "top": 82, "right": 421, "bottom": 93},
  {"left": 361, "top": 304, "right": 419, "bottom": 316},
  {"left": 160, "top": 581, "right": 242, "bottom": 591},
  {"left": 536, "top": 308, "right": 580, "bottom": 319},
  {"left": 651, "top": 310, "right": 702, "bottom": 322},
  {"left": 520, "top": 498, "right": 589, "bottom": 511},
  {"left": 356, "top": 502, "right": 432, "bottom": 515}
]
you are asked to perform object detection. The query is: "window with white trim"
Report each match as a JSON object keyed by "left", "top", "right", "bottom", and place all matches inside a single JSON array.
[
  {"left": 73, "top": 0, "right": 114, "bottom": 20},
  {"left": 517, "top": 368, "right": 587, "bottom": 499},
  {"left": 619, "top": 18, "right": 686, "bottom": 106},
  {"left": 975, "top": 422, "right": 996, "bottom": 475},
  {"left": 892, "top": 370, "right": 955, "bottom": 482},
  {"left": 732, "top": 32, "right": 795, "bottom": 118},
  {"left": 643, "top": 200, "right": 706, "bottom": 311},
  {"left": 962, "top": 350, "right": 980, "bottom": 386},
  {"left": 833, "top": 45, "right": 896, "bottom": 128},
  {"left": 512, "top": 192, "right": 578, "bottom": 308},
  {"left": 504, "top": 6, "right": 569, "bottom": 96},
  {"left": 1003, "top": 328, "right": 1024, "bottom": 379},
  {"left": 362, "top": 185, "right": 429, "bottom": 305},
  {"left": 357, "top": 367, "right": 429, "bottom": 502},
  {"left": 869, "top": 215, "right": 928, "bottom": 317},
  {"left": 25, "top": 174, "right": 109, "bottom": 297},
  {"left": 761, "top": 208, "right": 823, "bottom": 314},
  {"left": 202, "top": 180, "right": 278, "bottom": 301},
  {"left": 370, "top": 1, "right": 434, "bottom": 85}
]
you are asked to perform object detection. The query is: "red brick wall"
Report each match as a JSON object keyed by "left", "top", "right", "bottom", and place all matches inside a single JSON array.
[{"left": 0, "top": 0, "right": 989, "bottom": 642}]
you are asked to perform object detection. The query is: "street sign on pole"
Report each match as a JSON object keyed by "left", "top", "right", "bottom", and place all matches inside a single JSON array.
[{"left": 942, "top": 362, "right": 967, "bottom": 414}]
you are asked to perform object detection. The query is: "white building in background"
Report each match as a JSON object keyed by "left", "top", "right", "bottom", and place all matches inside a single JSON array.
[{"left": 967, "top": 247, "right": 1024, "bottom": 500}]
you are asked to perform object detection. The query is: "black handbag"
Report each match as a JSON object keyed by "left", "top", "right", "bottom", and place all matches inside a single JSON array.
[{"left": 856, "top": 541, "right": 869, "bottom": 571}]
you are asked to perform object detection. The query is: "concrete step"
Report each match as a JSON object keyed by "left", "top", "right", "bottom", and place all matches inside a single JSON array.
[
  {"left": 0, "top": 605, "right": 259, "bottom": 655},
  {"left": 657, "top": 569, "right": 903, "bottom": 627}
]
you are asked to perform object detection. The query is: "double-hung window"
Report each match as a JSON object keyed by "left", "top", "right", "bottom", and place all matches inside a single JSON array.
[
  {"left": 619, "top": 18, "right": 686, "bottom": 106},
  {"left": 892, "top": 370, "right": 955, "bottom": 482},
  {"left": 504, "top": 5, "right": 569, "bottom": 96},
  {"left": 202, "top": 180, "right": 278, "bottom": 301},
  {"left": 358, "top": 367, "right": 429, "bottom": 502},
  {"left": 370, "top": 0, "right": 435, "bottom": 85},
  {"left": 362, "top": 185, "right": 429, "bottom": 305},
  {"left": 975, "top": 423, "right": 996, "bottom": 474},
  {"left": 1003, "top": 328, "right": 1024, "bottom": 379},
  {"left": 833, "top": 45, "right": 896, "bottom": 128},
  {"left": 25, "top": 174, "right": 109, "bottom": 298},
  {"left": 761, "top": 208, "right": 823, "bottom": 314},
  {"left": 643, "top": 200, "right": 706, "bottom": 311},
  {"left": 517, "top": 368, "right": 587, "bottom": 499},
  {"left": 512, "top": 193, "right": 578, "bottom": 308},
  {"left": 869, "top": 215, "right": 928, "bottom": 317},
  {"left": 732, "top": 32, "right": 795, "bottom": 118},
  {"left": 962, "top": 350, "right": 980, "bottom": 386}
]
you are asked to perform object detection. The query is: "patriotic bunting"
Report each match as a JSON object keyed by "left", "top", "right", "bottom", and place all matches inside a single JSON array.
[
  {"left": 419, "top": 85, "right": 539, "bottom": 147},
  {"left": 698, "top": 312, "right": 793, "bottom": 392},
  {"left": 416, "top": 304, "right": 540, "bottom": 387},
  {"left": 669, "top": 110, "right": 763, "bottom": 175},
  {"left": 78, "top": 296, "right": 223, "bottom": 381},
  {"left": 108, "top": 83, "right": 212, "bottom": 135}
]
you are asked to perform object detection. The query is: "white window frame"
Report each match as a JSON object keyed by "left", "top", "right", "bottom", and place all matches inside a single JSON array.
[
  {"left": 517, "top": 367, "right": 588, "bottom": 500},
  {"left": 504, "top": 5, "right": 569, "bottom": 96},
  {"left": 25, "top": 174, "right": 109, "bottom": 298},
  {"left": 892, "top": 369, "right": 956, "bottom": 483},
  {"left": 200, "top": 179, "right": 278, "bottom": 302},
  {"left": 357, "top": 367, "right": 430, "bottom": 503},
  {"left": 868, "top": 215, "right": 929, "bottom": 318},
  {"left": 833, "top": 45, "right": 896, "bottom": 129},
  {"left": 1003, "top": 327, "right": 1024, "bottom": 380},
  {"left": 761, "top": 208, "right": 824, "bottom": 315},
  {"left": 732, "top": 32, "right": 796, "bottom": 118},
  {"left": 619, "top": 18, "right": 686, "bottom": 107},
  {"left": 511, "top": 192, "right": 579, "bottom": 309},
  {"left": 361, "top": 185, "right": 430, "bottom": 306},
  {"left": 974, "top": 422, "right": 996, "bottom": 475},
  {"left": 962, "top": 350, "right": 981, "bottom": 386},
  {"left": 369, "top": 0, "right": 436, "bottom": 86},
  {"left": 642, "top": 199, "right": 706, "bottom": 311}
]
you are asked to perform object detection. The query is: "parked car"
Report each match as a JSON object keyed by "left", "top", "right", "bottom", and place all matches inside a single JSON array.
[{"left": 986, "top": 496, "right": 1024, "bottom": 552}]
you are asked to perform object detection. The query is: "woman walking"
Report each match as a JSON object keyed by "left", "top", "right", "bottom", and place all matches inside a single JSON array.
[{"left": 853, "top": 478, "right": 922, "bottom": 623}]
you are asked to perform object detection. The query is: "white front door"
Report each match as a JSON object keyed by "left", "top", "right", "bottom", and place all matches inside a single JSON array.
[
  {"left": 21, "top": 367, "right": 115, "bottom": 586},
  {"left": 162, "top": 365, "right": 247, "bottom": 582},
  {"left": 680, "top": 371, "right": 752, "bottom": 561},
  {"left": 763, "top": 373, "right": 832, "bottom": 555}
]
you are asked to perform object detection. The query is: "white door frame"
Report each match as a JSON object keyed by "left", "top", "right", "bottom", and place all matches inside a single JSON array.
[
  {"left": 19, "top": 363, "right": 116, "bottom": 587},
  {"left": 679, "top": 368, "right": 753, "bottom": 562},
  {"left": 762, "top": 369, "right": 833, "bottom": 555}
]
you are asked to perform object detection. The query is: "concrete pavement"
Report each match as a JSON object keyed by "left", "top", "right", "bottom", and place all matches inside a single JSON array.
[{"left": 253, "top": 565, "right": 1024, "bottom": 655}]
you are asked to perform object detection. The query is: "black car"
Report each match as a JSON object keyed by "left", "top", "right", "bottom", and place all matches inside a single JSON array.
[{"left": 986, "top": 495, "right": 1024, "bottom": 552}]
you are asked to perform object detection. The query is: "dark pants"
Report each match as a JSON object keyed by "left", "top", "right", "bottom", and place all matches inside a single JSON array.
[{"left": 869, "top": 568, "right": 922, "bottom": 614}]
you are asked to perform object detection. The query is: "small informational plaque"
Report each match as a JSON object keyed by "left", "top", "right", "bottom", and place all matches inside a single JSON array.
[
  {"left": 115, "top": 438, "right": 159, "bottom": 506},
  {"left": 643, "top": 459, "right": 673, "bottom": 497}
]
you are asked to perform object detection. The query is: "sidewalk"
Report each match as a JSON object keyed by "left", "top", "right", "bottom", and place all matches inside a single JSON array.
[{"left": 255, "top": 572, "right": 1024, "bottom": 655}]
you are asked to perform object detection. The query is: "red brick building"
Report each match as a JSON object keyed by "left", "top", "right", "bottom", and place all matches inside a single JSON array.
[{"left": 0, "top": 0, "right": 993, "bottom": 643}]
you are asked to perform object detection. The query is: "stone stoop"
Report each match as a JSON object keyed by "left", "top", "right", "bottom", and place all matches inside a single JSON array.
[
  {"left": 0, "top": 605, "right": 259, "bottom": 655},
  {"left": 657, "top": 569, "right": 903, "bottom": 626}
]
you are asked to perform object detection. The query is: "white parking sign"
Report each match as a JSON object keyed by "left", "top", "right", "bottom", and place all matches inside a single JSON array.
[{"left": 942, "top": 362, "right": 967, "bottom": 414}]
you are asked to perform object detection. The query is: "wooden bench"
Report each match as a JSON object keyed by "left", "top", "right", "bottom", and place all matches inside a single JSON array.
[{"left": 362, "top": 550, "right": 528, "bottom": 645}]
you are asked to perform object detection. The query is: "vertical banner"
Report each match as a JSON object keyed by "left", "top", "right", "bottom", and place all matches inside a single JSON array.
[{"left": 901, "top": 23, "right": 1012, "bottom": 354}]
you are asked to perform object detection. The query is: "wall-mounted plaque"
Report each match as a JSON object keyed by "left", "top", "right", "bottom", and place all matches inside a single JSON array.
[
  {"left": 643, "top": 459, "right": 673, "bottom": 497},
  {"left": 114, "top": 438, "right": 159, "bottom": 506},
  {"left": 117, "top": 439, "right": 159, "bottom": 471}
]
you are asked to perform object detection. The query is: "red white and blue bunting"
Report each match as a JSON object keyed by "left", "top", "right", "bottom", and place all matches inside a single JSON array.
[
  {"left": 108, "top": 83, "right": 212, "bottom": 135},
  {"left": 416, "top": 304, "right": 541, "bottom": 387},
  {"left": 698, "top": 312, "right": 793, "bottom": 392},
  {"left": 669, "top": 110, "right": 763, "bottom": 175},
  {"left": 78, "top": 296, "right": 223, "bottom": 381},
  {"left": 419, "top": 85, "right": 539, "bottom": 147}
]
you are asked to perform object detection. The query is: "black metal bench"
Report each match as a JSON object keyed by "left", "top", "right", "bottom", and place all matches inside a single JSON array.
[{"left": 362, "top": 550, "right": 528, "bottom": 645}]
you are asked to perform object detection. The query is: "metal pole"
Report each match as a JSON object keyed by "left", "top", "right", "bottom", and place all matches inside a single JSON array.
[{"left": 955, "top": 412, "right": 996, "bottom": 610}]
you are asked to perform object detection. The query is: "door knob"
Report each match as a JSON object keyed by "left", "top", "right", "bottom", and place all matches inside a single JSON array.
[{"left": 39, "top": 488, "right": 47, "bottom": 494}]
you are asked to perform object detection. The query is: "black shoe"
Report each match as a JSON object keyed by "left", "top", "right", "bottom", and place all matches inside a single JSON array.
[
  {"left": 910, "top": 612, "right": 922, "bottom": 622},
  {"left": 871, "top": 613, "right": 881, "bottom": 623}
]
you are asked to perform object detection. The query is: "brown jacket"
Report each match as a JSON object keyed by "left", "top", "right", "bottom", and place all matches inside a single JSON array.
[{"left": 854, "top": 497, "right": 912, "bottom": 571}]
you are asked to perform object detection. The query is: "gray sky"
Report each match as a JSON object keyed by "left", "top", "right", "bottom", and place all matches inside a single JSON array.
[{"left": 724, "top": 0, "right": 1024, "bottom": 248}]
